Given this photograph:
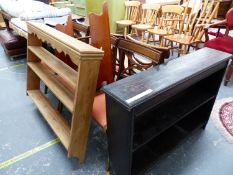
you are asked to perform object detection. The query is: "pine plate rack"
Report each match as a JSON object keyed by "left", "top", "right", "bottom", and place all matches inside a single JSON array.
[{"left": 26, "top": 21, "right": 103, "bottom": 162}]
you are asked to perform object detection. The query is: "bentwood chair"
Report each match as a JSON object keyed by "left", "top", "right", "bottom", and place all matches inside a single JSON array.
[
  {"left": 205, "top": 8, "right": 233, "bottom": 86},
  {"left": 116, "top": 1, "right": 141, "bottom": 37}
]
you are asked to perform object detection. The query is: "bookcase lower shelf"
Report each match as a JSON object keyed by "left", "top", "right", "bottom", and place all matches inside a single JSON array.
[
  {"left": 27, "top": 90, "right": 71, "bottom": 149},
  {"left": 132, "top": 100, "right": 213, "bottom": 175}
]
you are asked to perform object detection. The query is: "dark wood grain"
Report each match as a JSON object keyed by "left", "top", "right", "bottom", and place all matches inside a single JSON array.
[{"left": 104, "top": 47, "right": 231, "bottom": 175}]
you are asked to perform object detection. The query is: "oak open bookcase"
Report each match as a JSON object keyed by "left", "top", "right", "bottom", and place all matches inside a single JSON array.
[{"left": 26, "top": 22, "right": 103, "bottom": 162}]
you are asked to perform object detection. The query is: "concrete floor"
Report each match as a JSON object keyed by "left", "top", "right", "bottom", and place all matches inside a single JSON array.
[{"left": 0, "top": 46, "right": 233, "bottom": 175}]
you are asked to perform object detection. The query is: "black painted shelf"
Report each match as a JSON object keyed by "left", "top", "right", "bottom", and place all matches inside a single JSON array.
[{"left": 103, "top": 48, "right": 231, "bottom": 175}]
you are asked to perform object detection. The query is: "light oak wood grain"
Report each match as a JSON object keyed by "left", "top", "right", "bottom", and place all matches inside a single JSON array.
[
  {"left": 69, "top": 60, "right": 101, "bottom": 162},
  {"left": 28, "top": 90, "right": 70, "bottom": 149},
  {"left": 27, "top": 22, "right": 103, "bottom": 162},
  {"left": 26, "top": 33, "right": 42, "bottom": 93},
  {"left": 28, "top": 62, "right": 74, "bottom": 112},
  {"left": 28, "top": 46, "right": 78, "bottom": 88},
  {"left": 27, "top": 22, "right": 103, "bottom": 64}
]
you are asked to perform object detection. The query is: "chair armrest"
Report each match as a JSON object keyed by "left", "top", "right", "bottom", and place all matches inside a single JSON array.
[
  {"left": 203, "top": 20, "right": 226, "bottom": 42},
  {"left": 204, "top": 20, "right": 226, "bottom": 30}
]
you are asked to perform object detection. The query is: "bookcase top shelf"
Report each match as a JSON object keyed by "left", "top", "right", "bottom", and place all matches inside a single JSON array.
[{"left": 103, "top": 48, "right": 232, "bottom": 110}]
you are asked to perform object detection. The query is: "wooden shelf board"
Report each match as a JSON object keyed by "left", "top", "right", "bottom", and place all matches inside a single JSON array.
[
  {"left": 28, "top": 62, "right": 74, "bottom": 112},
  {"left": 133, "top": 87, "right": 215, "bottom": 151},
  {"left": 132, "top": 108, "right": 209, "bottom": 175},
  {"left": 28, "top": 90, "right": 70, "bottom": 150},
  {"left": 28, "top": 46, "right": 77, "bottom": 88}
]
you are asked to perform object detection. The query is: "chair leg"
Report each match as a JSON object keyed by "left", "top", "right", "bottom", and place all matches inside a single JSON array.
[
  {"left": 124, "top": 26, "right": 127, "bottom": 38},
  {"left": 152, "top": 34, "right": 156, "bottom": 45},
  {"left": 44, "top": 85, "right": 48, "bottom": 94},
  {"left": 146, "top": 33, "right": 150, "bottom": 44},
  {"left": 184, "top": 45, "right": 188, "bottom": 54},
  {"left": 224, "top": 60, "right": 233, "bottom": 86},
  {"left": 170, "top": 41, "right": 174, "bottom": 56},
  {"left": 141, "top": 31, "right": 145, "bottom": 42},
  {"left": 178, "top": 44, "right": 182, "bottom": 57}
]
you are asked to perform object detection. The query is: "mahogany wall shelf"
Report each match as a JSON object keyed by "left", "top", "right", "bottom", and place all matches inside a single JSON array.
[
  {"left": 103, "top": 48, "right": 232, "bottom": 175},
  {"left": 26, "top": 22, "right": 103, "bottom": 162}
]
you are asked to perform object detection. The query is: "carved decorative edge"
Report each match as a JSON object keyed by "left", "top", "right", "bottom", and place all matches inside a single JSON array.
[{"left": 27, "top": 22, "right": 103, "bottom": 64}]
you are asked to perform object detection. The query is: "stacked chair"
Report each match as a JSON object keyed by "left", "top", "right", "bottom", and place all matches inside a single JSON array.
[
  {"left": 165, "top": 0, "right": 221, "bottom": 55},
  {"left": 116, "top": 1, "right": 141, "bottom": 37},
  {"left": 147, "top": 4, "right": 184, "bottom": 46},
  {"left": 124, "top": 0, "right": 221, "bottom": 56},
  {"left": 130, "top": 4, "right": 160, "bottom": 42}
]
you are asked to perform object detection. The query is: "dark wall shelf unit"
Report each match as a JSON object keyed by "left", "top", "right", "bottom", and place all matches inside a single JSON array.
[{"left": 103, "top": 48, "right": 232, "bottom": 175}]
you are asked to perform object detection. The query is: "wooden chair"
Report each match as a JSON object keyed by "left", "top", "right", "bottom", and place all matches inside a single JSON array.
[
  {"left": 205, "top": 8, "right": 233, "bottom": 86},
  {"left": 89, "top": 3, "right": 114, "bottom": 90},
  {"left": 72, "top": 18, "right": 90, "bottom": 44},
  {"left": 92, "top": 37, "right": 164, "bottom": 130},
  {"left": 90, "top": 3, "right": 164, "bottom": 131},
  {"left": 88, "top": 2, "right": 114, "bottom": 130},
  {"left": 53, "top": 3, "right": 113, "bottom": 130},
  {"left": 126, "top": 34, "right": 170, "bottom": 59},
  {"left": 164, "top": 0, "right": 221, "bottom": 55},
  {"left": 146, "top": 5, "right": 184, "bottom": 46},
  {"left": 55, "top": 15, "right": 78, "bottom": 70},
  {"left": 115, "top": 38, "right": 164, "bottom": 80},
  {"left": 110, "top": 34, "right": 125, "bottom": 78},
  {"left": 116, "top": 1, "right": 141, "bottom": 37},
  {"left": 130, "top": 3, "right": 160, "bottom": 42}
]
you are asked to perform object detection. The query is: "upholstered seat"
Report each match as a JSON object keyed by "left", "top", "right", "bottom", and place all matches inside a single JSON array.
[
  {"left": 205, "top": 36, "right": 233, "bottom": 54},
  {"left": 92, "top": 93, "right": 107, "bottom": 130},
  {"left": 0, "top": 29, "right": 26, "bottom": 57}
]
